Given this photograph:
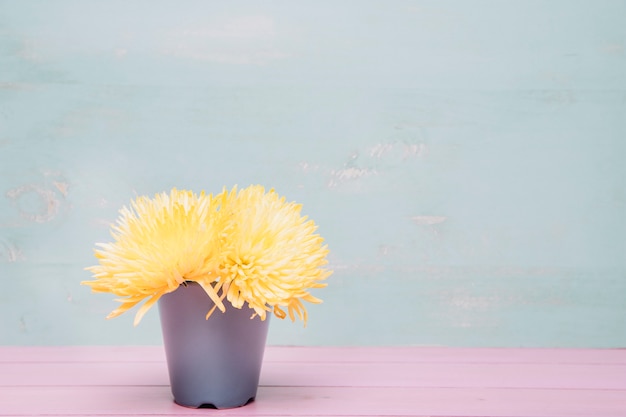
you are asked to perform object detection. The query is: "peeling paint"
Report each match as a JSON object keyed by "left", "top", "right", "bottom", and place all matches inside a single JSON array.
[
  {"left": 328, "top": 167, "right": 376, "bottom": 188},
  {"left": 368, "top": 141, "right": 428, "bottom": 160},
  {"left": 6, "top": 184, "right": 60, "bottom": 223},
  {"left": 53, "top": 181, "right": 69, "bottom": 197},
  {"left": 0, "top": 238, "right": 25, "bottom": 262},
  {"left": 333, "top": 167, "right": 374, "bottom": 180},
  {"left": 369, "top": 143, "right": 394, "bottom": 159},
  {"left": 404, "top": 143, "right": 428, "bottom": 158},
  {"left": 299, "top": 161, "right": 320, "bottom": 173},
  {"left": 411, "top": 215, "right": 447, "bottom": 225}
]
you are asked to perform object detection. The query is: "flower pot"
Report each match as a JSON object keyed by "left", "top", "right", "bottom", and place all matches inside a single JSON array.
[{"left": 158, "top": 282, "right": 270, "bottom": 409}]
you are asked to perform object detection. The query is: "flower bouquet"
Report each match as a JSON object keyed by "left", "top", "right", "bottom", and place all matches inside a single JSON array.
[{"left": 82, "top": 185, "right": 331, "bottom": 408}]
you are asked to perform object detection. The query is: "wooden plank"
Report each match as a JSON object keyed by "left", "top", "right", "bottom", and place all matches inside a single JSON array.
[
  {"left": 2, "top": 346, "right": 626, "bottom": 364},
  {"left": 262, "top": 362, "right": 626, "bottom": 390},
  {"left": 1, "top": 361, "right": 625, "bottom": 390},
  {"left": 0, "top": 385, "right": 625, "bottom": 417},
  {"left": 0, "top": 346, "right": 166, "bottom": 363},
  {"left": 1, "top": 347, "right": 625, "bottom": 417},
  {"left": 267, "top": 347, "right": 626, "bottom": 365}
]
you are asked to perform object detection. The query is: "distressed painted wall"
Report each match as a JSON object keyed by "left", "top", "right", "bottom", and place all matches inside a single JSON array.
[{"left": 1, "top": 1, "right": 625, "bottom": 347}]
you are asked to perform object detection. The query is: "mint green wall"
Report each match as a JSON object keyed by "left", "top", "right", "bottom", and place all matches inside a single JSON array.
[{"left": 1, "top": 1, "right": 625, "bottom": 347}]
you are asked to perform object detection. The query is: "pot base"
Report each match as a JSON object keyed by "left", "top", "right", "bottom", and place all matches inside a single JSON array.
[{"left": 176, "top": 396, "right": 255, "bottom": 410}]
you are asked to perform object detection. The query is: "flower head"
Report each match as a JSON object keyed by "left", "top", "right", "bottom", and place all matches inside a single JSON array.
[
  {"left": 83, "top": 189, "right": 223, "bottom": 325},
  {"left": 215, "top": 185, "right": 330, "bottom": 322},
  {"left": 83, "top": 186, "right": 331, "bottom": 325}
]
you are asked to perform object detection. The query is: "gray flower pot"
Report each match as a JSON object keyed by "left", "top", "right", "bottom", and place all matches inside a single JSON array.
[{"left": 158, "top": 282, "right": 270, "bottom": 409}]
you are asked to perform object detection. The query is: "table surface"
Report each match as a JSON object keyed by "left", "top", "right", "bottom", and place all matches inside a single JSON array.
[{"left": 1, "top": 346, "right": 625, "bottom": 417}]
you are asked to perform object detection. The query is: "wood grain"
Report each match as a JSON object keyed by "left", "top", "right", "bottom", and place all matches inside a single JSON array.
[{"left": 0, "top": 346, "right": 624, "bottom": 417}]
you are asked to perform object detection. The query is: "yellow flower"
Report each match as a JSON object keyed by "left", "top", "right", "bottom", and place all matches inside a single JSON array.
[
  {"left": 82, "top": 186, "right": 331, "bottom": 326},
  {"left": 83, "top": 189, "right": 224, "bottom": 325},
  {"left": 213, "top": 185, "right": 331, "bottom": 322}
]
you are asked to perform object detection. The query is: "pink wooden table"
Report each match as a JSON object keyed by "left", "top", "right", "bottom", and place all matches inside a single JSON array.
[{"left": 1, "top": 346, "right": 625, "bottom": 416}]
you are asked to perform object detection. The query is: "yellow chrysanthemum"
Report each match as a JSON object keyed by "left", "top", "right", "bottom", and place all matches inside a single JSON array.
[
  {"left": 83, "top": 186, "right": 331, "bottom": 326},
  {"left": 83, "top": 189, "right": 224, "bottom": 325},
  {"left": 211, "top": 185, "right": 331, "bottom": 322}
]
